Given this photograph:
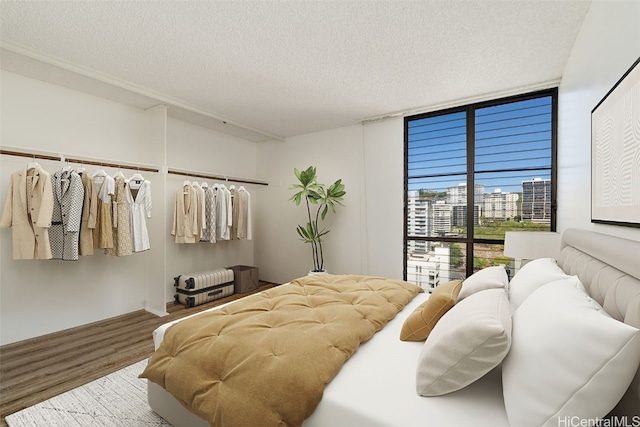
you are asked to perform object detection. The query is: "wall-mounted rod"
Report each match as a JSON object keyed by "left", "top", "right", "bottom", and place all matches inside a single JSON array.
[
  {"left": 0, "top": 149, "right": 61, "bottom": 162},
  {"left": 167, "top": 168, "right": 268, "bottom": 186},
  {"left": 64, "top": 157, "right": 159, "bottom": 173},
  {"left": 1, "top": 147, "right": 160, "bottom": 173}
]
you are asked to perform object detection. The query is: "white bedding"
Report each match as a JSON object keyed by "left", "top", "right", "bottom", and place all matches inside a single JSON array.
[
  {"left": 304, "top": 290, "right": 508, "bottom": 427},
  {"left": 146, "top": 229, "right": 640, "bottom": 426},
  {"left": 148, "top": 289, "right": 509, "bottom": 427}
]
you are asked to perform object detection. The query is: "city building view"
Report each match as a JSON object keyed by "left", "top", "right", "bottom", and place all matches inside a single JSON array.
[{"left": 406, "top": 178, "right": 552, "bottom": 289}]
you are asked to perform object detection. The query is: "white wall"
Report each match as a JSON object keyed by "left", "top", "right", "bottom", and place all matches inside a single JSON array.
[
  {"left": 361, "top": 118, "right": 405, "bottom": 279},
  {"left": 255, "top": 126, "right": 365, "bottom": 284},
  {"left": 557, "top": 0, "right": 640, "bottom": 242},
  {"left": 0, "top": 71, "right": 259, "bottom": 345},
  {"left": 254, "top": 117, "right": 406, "bottom": 284}
]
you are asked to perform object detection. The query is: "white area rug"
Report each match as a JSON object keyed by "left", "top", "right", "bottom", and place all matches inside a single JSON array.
[{"left": 6, "top": 360, "right": 172, "bottom": 426}]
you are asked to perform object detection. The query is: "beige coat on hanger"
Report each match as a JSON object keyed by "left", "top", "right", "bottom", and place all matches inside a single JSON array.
[
  {"left": 0, "top": 166, "right": 54, "bottom": 259},
  {"left": 171, "top": 183, "right": 199, "bottom": 244},
  {"left": 79, "top": 171, "right": 97, "bottom": 255}
]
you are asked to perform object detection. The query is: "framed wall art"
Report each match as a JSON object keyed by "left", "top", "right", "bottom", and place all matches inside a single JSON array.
[{"left": 591, "top": 57, "right": 640, "bottom": 228}]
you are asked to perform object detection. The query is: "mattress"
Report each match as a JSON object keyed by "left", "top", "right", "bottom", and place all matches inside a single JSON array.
[
  {"left": 148, "top": 288, "right": 509, "bottom": 427},
  {"left": 147, "top": 229, "right": 640, "bottom": 426}
]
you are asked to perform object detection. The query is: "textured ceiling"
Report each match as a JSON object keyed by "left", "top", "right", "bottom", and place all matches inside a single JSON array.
[{"left": 0, "top": 1, "right": 591, "bottom": 141}]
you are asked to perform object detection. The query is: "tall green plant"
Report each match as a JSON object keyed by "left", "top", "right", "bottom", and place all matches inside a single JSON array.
[{"left": 290, "top": 166, "right": 346, "bottom": 272}]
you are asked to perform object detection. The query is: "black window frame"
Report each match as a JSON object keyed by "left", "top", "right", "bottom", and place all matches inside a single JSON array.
[{"left": 403, "top": 88, "right": 558, "bottom": 280}]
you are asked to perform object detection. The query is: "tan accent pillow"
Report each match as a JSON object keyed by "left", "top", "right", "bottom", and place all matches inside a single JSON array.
[{"left": 399, "top": 280, "right": 463, "bottom": 341}]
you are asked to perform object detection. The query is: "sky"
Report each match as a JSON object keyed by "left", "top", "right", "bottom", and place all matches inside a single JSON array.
[{"left": 407, "top": 95, "right": 552, "bottom": 194}]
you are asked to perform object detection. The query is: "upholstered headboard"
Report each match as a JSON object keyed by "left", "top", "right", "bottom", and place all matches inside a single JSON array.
[{"left": 557, "top": 228, "right": 640, "bottom": 416}]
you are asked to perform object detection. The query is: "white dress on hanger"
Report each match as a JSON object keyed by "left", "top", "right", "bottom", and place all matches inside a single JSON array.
[{"left": 126, "top": 175, "right": 152, "bottom": 252}]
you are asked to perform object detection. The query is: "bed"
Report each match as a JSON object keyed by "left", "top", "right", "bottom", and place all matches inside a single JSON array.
[{"left": 142, "top": 228, "right": 640, "bottom": 427}]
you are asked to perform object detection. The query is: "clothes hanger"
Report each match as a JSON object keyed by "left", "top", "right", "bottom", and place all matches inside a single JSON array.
[
  {"left": 113, "top": 168, "right": 125, "bottom": 179},
  {"left": 130, "top": 170, "right": 144, "bottom": 182},
  {"left": 27, "top": 155, "right": 39, "bottom": 170},
  {"left": 93, "top": 163, "right": 107, "bottom": 177}
]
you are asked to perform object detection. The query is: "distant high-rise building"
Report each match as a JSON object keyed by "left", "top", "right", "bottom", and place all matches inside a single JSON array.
[
  {"left": 432, "top": 201, "right": 452, "bottom": 236},
  {"left": 483, "top": 189, "right": 519, "bottom": 220},
  {"left": 521, "top": 178, "right": 551, "bottom": 223},
  {"left": 407, "top": 191, "right": 431, "bottom": 255},
  {"left": 452, "top": 204, "right": 481, "bottom": 227},
  {"left": 407, "top": 191, "right": 428, "bottom": 236},
  {"left": 447, "top": 183, "right": 485, "bottom": 205},
  {"left": 448, "top": 183, "right": 484, "bottom": 227}
]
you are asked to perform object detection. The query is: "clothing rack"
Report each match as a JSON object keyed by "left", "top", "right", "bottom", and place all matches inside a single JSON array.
[
  {"left": 1, "top": 148, "right": 160, "bottom": 173},
  {"left": 64, "top": 157, "right": 159, "bottom": 173},
  {"left": 167, "top": 168, "right": 268, "bottom": 186},
  {"left": 2, "top": 148, "right": 265, "bottom": 184},
  {"left": 0, "top": 149, "right": 61, "bottom": 162}
]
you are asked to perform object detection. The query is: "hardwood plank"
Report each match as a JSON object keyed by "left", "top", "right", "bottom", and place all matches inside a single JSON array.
[
  {"left": 2, "top": 321, "right": 154, "bottom": 381},
  {"left": 0, "top": 281, "right": 278, "bottom": 427}
]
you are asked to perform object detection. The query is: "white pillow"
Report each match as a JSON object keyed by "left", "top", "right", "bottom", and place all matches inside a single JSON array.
[
  {"left": 502, "top": 280, "right": 640, "bottom": 427},
  {"left": 416, "top": 289, "right": 511, "bottom": 396},
  {"left": 457, "top": 265, "right": 508, "bottom": 301},
  {"left": 508, "top": 257, "right": 571, "bottom": 313}
]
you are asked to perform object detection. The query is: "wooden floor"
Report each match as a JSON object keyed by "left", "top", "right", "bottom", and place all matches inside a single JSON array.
[{"left": 0, "top": 281, "right": 279, "bottom": 427}]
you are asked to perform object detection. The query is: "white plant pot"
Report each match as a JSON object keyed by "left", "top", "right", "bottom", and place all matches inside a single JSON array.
[{"left": 308, "top": 269, "right": 328, "bottom": 276}]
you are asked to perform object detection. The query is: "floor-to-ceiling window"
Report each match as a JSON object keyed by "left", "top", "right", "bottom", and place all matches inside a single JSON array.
[{"left": 404, "top": 89, "right": 557, "bottom": 287}]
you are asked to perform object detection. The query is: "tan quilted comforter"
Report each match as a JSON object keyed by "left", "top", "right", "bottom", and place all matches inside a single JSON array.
[{"left": 140, "top": 274, "right": 422, "bottom": 427}]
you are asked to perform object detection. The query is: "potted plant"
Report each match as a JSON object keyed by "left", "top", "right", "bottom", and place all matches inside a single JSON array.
[{"left": 290, "top": 166, "right": 346, "bottom": 273}]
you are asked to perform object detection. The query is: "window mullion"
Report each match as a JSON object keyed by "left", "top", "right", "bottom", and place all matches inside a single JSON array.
[
  {"left": 466, "top": 106, "right": 475, "bottom": 277},
  {"left": 551, "top": 93, "right": 558, "bottom": 231}
]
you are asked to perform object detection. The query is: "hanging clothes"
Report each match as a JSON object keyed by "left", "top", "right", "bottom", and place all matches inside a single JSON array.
[
  {"left": 126, "top": 174, "right": 152, "bottom": 252},
  {"left": 214, "top": 183, "right": 232, "bottom": 241},
  {"left": 105, "top": 176, "right": 133, "bottom": 256},
  {"left": 78, "top": 170, "right": 97, "bottom": 256},
  {"left": 202, "top": 184, "right": 216, "bottom": 243},
  {"left": 172, "top": 181, "right": 198, "bottom": 244},
  {"left": 192, "top": 181, "right": 206, "bottom": 242},
  {"left": 92, "top": 170, "right": 115, "bottom": 249},
  {"left": 230, "top": 185, "right": 238, "bottom": 240},
  {"left": 0, "top": 165, "right": 54, "bottom": 260},
  {"left": 49, "top": 167, "right": 84, "bottom": 260},
  {"left": 223, "top": 184, "right": 232, "bottom": 239},
  {"left": 236, "top": 186, "right": 252, "bottom": 240}
]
